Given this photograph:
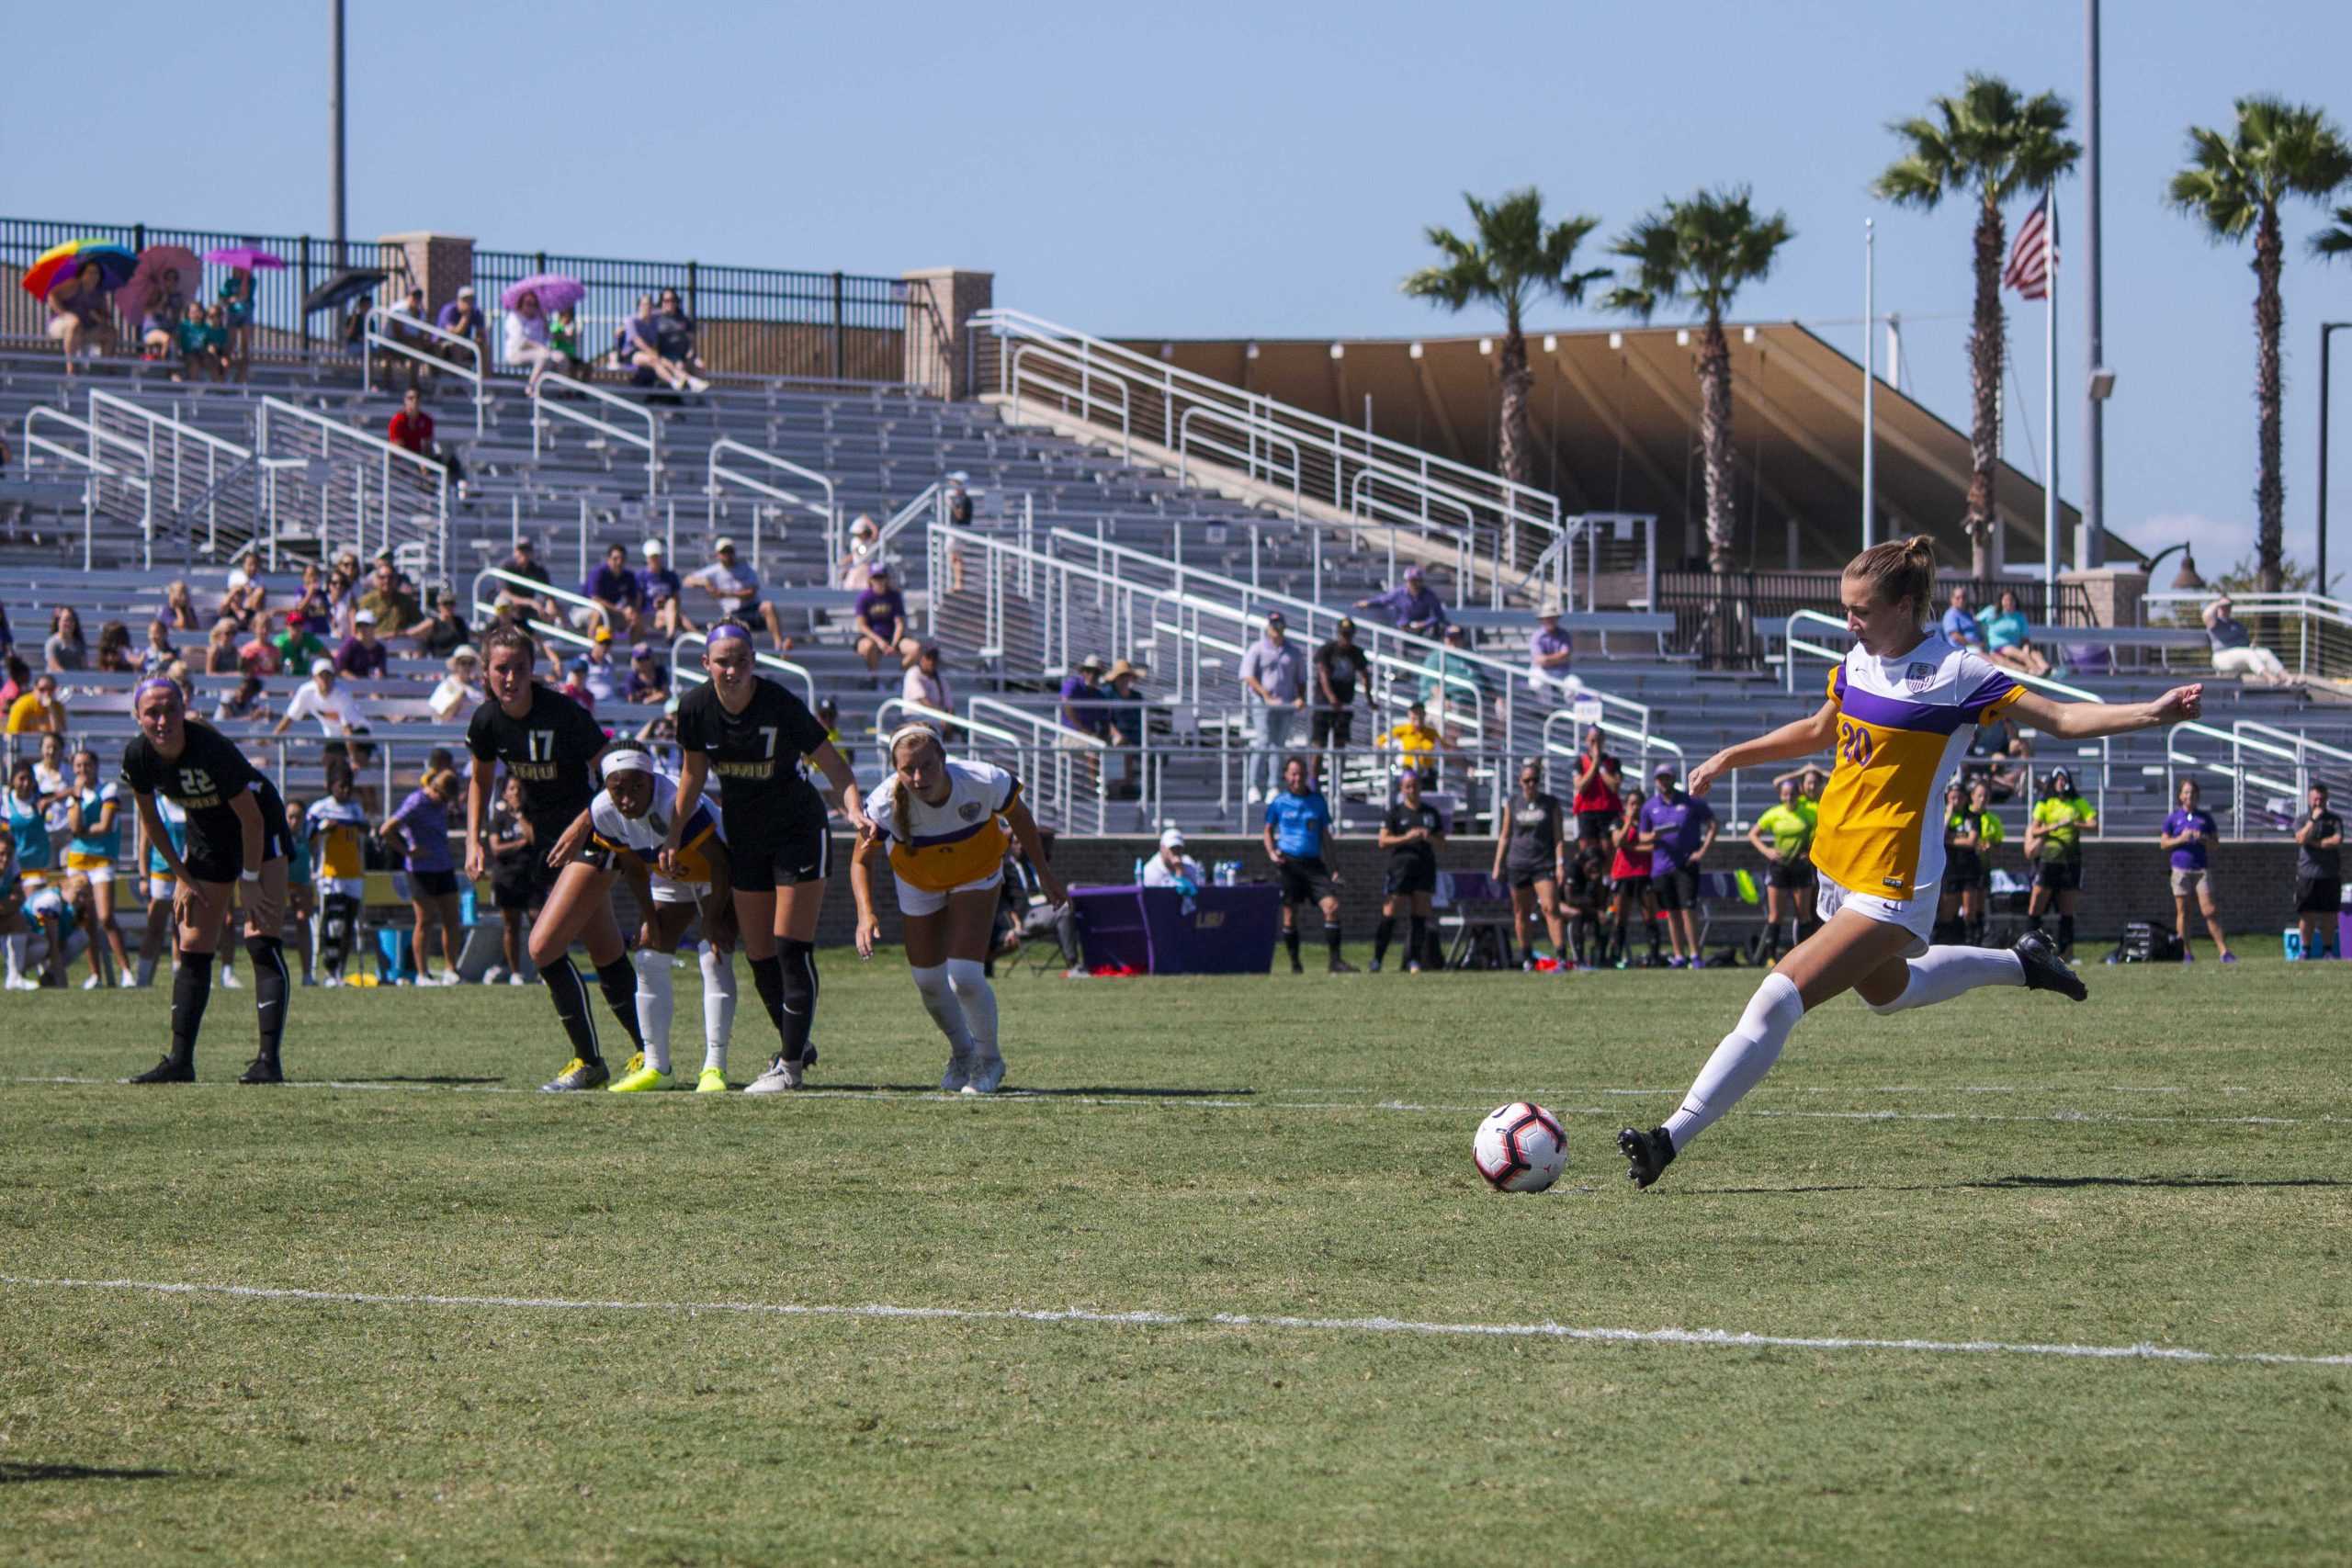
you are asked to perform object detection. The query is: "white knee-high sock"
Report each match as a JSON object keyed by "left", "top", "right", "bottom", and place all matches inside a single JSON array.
[
  {"left": 911, "top": 964, "right": 974, "bottom": 1054},
  {"left": 632, "top": 949, "right": 673, "bottom": 1072},
  {"left": 1864, "top": 945, "right": 2025, "bottom": 1015},
  {"left": 699, "top": 945, "right": 735, "bottom": 1072},
  {"left": 5, "top": 931, "right": 24, "bottom": 982},
  {"left": 945, "top": 957, "right": 998, "bottom": 1059},
  {"left": 1663, "top": 971, "right": 1804, "bottom": 1153}
]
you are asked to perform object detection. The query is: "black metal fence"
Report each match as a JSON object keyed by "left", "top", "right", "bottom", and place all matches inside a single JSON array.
[
  {"left": 1, "top": 217, "right": 411, "bottom": 361},
  {"left": 1657, "top": 570, "right": 2100, "bottom": 668},
  {"left": 472, "top": 249, "right": 933, "bottom": 388}
]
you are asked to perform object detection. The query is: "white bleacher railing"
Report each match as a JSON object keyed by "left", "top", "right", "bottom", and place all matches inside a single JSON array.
[
  {"left": 970, "top": 307, "right": 1566, "bottom": 604},
  {"left": 21, "top": 406, "right": 141, "bottom": 569},
  {"left": 2139, "top": 590, "right": 2352, "bottom": 681},
  {"left": 362, "top": 308, "right": 486, "bottom": 435},
  {"left": 1179, "top": 406, "right": 1302, "bottom": 517},
  {"left": 867, "top": 696, "right": 1111, "bottom": 832},
  {"left": 667, "top": 630, "right": 817, "bottom": 710},
  {"left": 255, "top": 397, "right": 449, "bottom": 581},
  {"left": 705, "top": 439, "right": 836, "bottom": 581},
  {"left": 85, "top": 390, "right": 259, "bottom": 570},
  {"left": 530, "top": 372, "right": 657, "bottom": 500}
]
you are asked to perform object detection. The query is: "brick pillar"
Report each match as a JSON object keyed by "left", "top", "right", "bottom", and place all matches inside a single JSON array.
[
  {"left": 901, "top": 267, "right": 993, "bottom": 399},
  {"left": 2060, "top": 567, "right": 2148, "bottom": 628},
  {"left": 378, "top": 231, "right": 477, "bottom": 318}
]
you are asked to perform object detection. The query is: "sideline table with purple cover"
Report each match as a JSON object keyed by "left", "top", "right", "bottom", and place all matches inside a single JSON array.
[{"left": 1069, "top": 884, "right": 1283, "bottom": 975}]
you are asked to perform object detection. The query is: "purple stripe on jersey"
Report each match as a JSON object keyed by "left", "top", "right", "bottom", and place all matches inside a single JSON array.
[
  {"left": 1832, "top": 666, "right": 1848, "bottom": 701},
  {"left": 1962, "top": 671, "right": 2018, "bottom": 712},
  {"left": 1836, "top": 684, "right": 1978, "bottom": 736},
  {"left": 906, "top": 816, "right": 996, "bottom": 851}
]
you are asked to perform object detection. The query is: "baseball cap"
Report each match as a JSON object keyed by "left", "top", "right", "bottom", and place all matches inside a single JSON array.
[
  {"left": 354, "top": 608, "right": 377, "bottom": 626},
  {"left": 450, "top": 644, "right": 479, "bottom": 663},
  {"left": 1336, "top": 616, "right": 1356, "bottom": 632},
  {"left": 457, "top": 285, "right": 475, "bottom": 298},
  {"left": 1404, "top": 563, "right": 1425, "bottom": 580},
  {"left": 630, "top": 643, "right": 654, "bottom": 660},
  {"left": 310, "top": 658, "right": 334, "bottom": 676},
  {"left": 1264, "top": 610, "right": 1285, "bottom": 626},
  {"left": 285, "top": 609, "right": 303, "bottom": 625},
  {"left": 1159, "top": 827, "right": 1186, "bottom": 850},
  {"left": 566, "top": 656, "right": 588, "bottom": 673},
  {"left": 713, "top": 536, "right": 737, "bottom": 553},
  {"left": 514, "top": 537, "right": 535, "bottom": 551},
  {"left": 1654, "top": 762, "right": 1678, "bottom": 778},
  {"left": 592, "top": 625, "right": 613, "bottom": 644},
  {"left": 641, "top": 538, "right": 666, "bottom": 558},
  {"left": 1079, "top": 653, "right": 1108, "bottom": 672}
]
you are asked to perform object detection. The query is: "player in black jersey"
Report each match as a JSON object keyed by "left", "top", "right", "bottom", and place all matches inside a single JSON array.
[
  {"left": 462, "top": 626, "right": 648, "bottom": 1091},
  {"left": 664, "top": 624, "right": 864, "bottom": 1092},
  {"left": 119, "top": 677, "right": 295, "bottom": 1084},
  {"left": 1491, "top": 761, "right": 1571, "bottom": 970},
  {"left": 1372, "top": 768, "right": 1447, "bottom": 973}
]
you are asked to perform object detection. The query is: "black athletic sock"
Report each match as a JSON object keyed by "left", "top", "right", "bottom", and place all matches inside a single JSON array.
[
  {"left": 1374, "top": 918, "right": 1396, "bottom": 965},
  {"left": 168, "top": 949, "right": 214, "bottom": 1066},
  {"left": 777, "top": 938, "right": 818, "bottom": 1062},
  {"left": 1611, "top": 908, "right": 1629, "bottom": 963},
  {"left": 1645, "top": 918, "right": 1665, "bottom": 960},
  {"left": 243, "top": 935, "right": 288, "bottom": 1063},
  {"left": 1284, "top": 928, "right": 1302, "bottom": 966},
  {"left": 749, "top": 953, "right": 787, "bottom": 1048},
  {"left": 2026, "top": 913, "right": 2044, "bottom": 935},
  {"left": 594, "top": 956, "right": 648, "bottom": 1054},
  {"left": 2058, "top": 914, "right": 2075, "bottom": 955},
  {"left": 1407, "top": 915, "right": 1427, "bottom": 964},
  {"left": 1325, "top": 923, "right": 1343, "bottom": 961},
  {"left": 542, "top": 957, "right": 602, "bottom": 1065}
]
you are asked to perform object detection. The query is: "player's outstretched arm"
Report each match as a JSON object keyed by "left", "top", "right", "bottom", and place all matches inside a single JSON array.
[
  {"left": 1687, "top": 699, "right": 1838, "bottom": 797},
  {"left": 2008, "top": 684, "right": 2202, "bottom": 739}
]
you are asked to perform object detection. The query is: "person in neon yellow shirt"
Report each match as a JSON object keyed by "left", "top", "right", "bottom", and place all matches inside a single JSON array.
[
  {"left": 1746, "top": 777, "right": 1815, "bottom": 964},
  {"left": 2024, "top": 766, "right": 2097, "bottom": 958}
]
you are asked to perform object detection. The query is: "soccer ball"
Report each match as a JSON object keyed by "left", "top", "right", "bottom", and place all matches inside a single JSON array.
[{"left": 1473, "top": 1101, "right": 1567, "bottom": 1193}]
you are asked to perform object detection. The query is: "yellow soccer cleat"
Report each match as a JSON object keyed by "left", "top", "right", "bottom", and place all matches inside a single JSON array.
[
  {"left": 622, "top": 1051, "right": 645, "bottom": 1077},
  {"left": 608, "top": 1064, "right": 675, "bottom": 1093},
  {"left": 695, "top": 1066, "right": 729, "bottom": 1094}
]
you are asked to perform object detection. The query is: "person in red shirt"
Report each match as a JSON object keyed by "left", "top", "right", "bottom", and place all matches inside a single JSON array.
[
  {"left": 1570, "top": 727, "right": 1623, "bottom": 843},
  {"left": 385, "top": 386, "right": 466, "bottom": 491},
  {"left": 1605, "top": 784, "right": 1663, "bottom": 968}
]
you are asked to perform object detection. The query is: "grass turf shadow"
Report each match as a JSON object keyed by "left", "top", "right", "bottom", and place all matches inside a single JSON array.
[{"left": 0, "top": 1460, "right": 187, "bottom": 1483}]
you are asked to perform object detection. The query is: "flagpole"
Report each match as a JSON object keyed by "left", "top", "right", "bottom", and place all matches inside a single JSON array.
[
  {"left": 2043, "top": 188, "right": 2060, "bottom": 598},
  {"left": 1862, "top": 219, "right": 1876, "bottom": 551}
]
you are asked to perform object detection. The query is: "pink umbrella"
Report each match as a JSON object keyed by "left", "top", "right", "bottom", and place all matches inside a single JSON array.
[
  {"left": 500, "top": 273, "right": 585, "bottom": 313},
  {"left": 205, "top": 245, "right": 288, "bottom": 271},
  {"left": 119, "top": 243, "right": 202, "bottom": 322}
]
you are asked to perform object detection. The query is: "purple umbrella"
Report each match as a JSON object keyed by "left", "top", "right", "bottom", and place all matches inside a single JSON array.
[
  {"left": 205, "top": 245, "right": 288, "bottom": 271},
  {"left": 500, "top": 273, "right": 585, "bottom": 314}
]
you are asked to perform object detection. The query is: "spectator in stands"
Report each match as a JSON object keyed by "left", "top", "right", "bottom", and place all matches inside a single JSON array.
[
  {"left": 212, "top": 673, "right": 269, "bottom": 724},
  {"left": 1420, "top": 622, "right": 1484, "bottom": 728},
  {"left": 2161, "top": 778, "right": 2236, "bottom": 964},
  {"left": 1639, "top": 761, "right": 1716, "bottom": 968},
  {"left": 903, "top": 641, "right": 950, "bottom": 715},
  {"left": 430, "top": 645, "right": 483, "bottom": 724},
  {"left": 503, "top": 288, "right": 568, "bottom": 393},
  {"left": 1355, "top": 563, "right": 1448, "bottom": 637},
  {"left": 435, "top": 286, "right": 488, "bottom": 365},
  {"left": 413, "top": 593, "right": 469, "bottom": 660},
  {"left": 2293, "top": 783, "right": 2343, "bottom": 960},
  {"left": 356, "top": 558, "right": 423, "bottom": 640},
  {"left": 0, "top": 655, "right": 25, "bottom": 710},
  {"left": 489, "top": 536, "right": 559, "bottom": 626},
  {"left": 2202, "top": 595, "right": 2290, "bottom": 683},
  {"left": 139, "top": 620, "right": 178, "bottom": 676},
  {"left": 1605, "top": 783, "right": 1659, "bottom": 967},
  {"left": 5, "top": 672, "right": 62, "bottom": 735},
  {"left": 1983, "top": 588, "right": 2052, "bottom": 677},
  {"left": 850, "top": 560, "right": 917, "bottom": 671},
  {"left": 1984, "top": 732, "right": 2032, "bottom": 805},
  {"left": 2023, "top": 765, "right": 2096, "bottom": 959},
  {"left": 581, "top": 627, "right": 622, "bottom": 704},
  {"left": 1527, "top": 607, "right": 1582, "bottom": 696},
  {"left": 945, "top": 476, "right": 975, "bottom": 527},
  {"left": 386, "top": 384, "right": 467, "bottom": 494},
  {"left": 574, "top": 542, "right": 645, "bottom": 637},
  {"left": 43, "top": 606, "right": 87, "bottom": 672},
  {"left": 684, "top": 538, "right": 791, "bottom": 651},
  {"left": 174, "top": 299, "right": 225, "bottom": 383},
  {"left": 136, "top": 266, "right": 187, "bottom": 361},
  {"left": 196, "top": 617, "right": 236, "bottom": 675},
  {"left": 342, "top": 293, "right": 373, "bottom": 361},
  {"left": 47, "top": 260, "right": 118, "bottom": 371},
  {"left": 559, "top": 656, "right": 594, "bottom": 712},
  {"left": 1239, "top": 612, "right": 1309, "bottom": 805},
  {"left": 1939, "top": 585, "right": 1984, "bottom": 650},
  {"left": 638, "top": 539, "right": 686, "bottom": 637},
  {"left": 627, "top": 644, "right": 669, "bottom": 704},
  {"left": 157, "top": 580, "right": 202, "bottom": 634},
  {"left": 323, "top": 552, "right": 364, "bottom": 637},
  {"left": 1310, "top": 616, "right": 1370, "bottom": 770},
  {"left": 548, "top": 304, "right": 584, "bottom": 381},
  {"left": 1570, "top": 728, "right": 1623, "bottom": 843},
  {"left": 273, "top": 658, "right": 368, "bottom": 746},
  {"left": 273, "top": 611, "right": 329, "bottom": 675},
  {"left": 621, "top": 294, "right": 699, "bottom": 391},
  {"left": 1264, "top": 754, "right": 1351, "bottom": 974},
  {"left": 237, "top": 621, "right": 283, "bottom": 677},
  {"left": 1142, "top": 827, "right": 1204, "bottom": 889},
  {"left": 288, "top": 563, "right": 334, "bottom": 638},
  {"left": 92, "top": 620, "right": 133, "bottom": 674},
  {"left": 218, "top": 266, "right": 255, "bottom": 381},
  {"left": 1058, "top": 654, "right": 1108, "bottom": 738},
  {"left": 837, "top": 515, "right": 883, "bottom": 592},
  {"left": 336, "top": 609, "right": 390, "bottom": 679},
  {"left": 653, "top": 288, "right": 712, "bottom": 390},
  {"left": 220, "top": 549, "right": 268, "bottom": 630},
  {"left": 1102, "top": 659, "right": 1147, "bottom": 799},
  {"left": 1377, "top": 698, "right": 1453, "bottom": 789}
]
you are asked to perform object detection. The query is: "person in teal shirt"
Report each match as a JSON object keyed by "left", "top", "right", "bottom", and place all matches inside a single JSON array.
[
  {"left": 61, "top": 749, "right": 131, "bottom": 987},
  {"left": 1982, "top": 589, "right": 2051, "bottom": 677},
  {"left": 1419, "top": 623, "right": 1485, "bottom": 727},
  {"left": 282, "top": 795, "right": 317, "bottom": 986}
]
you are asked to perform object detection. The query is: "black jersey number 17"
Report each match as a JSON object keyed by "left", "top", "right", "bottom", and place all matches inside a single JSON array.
[{"left": 526, "top": 730, "right": 555, "bottom": 761}]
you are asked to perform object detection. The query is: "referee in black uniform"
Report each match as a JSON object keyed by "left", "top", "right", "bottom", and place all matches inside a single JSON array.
[{"left": 119, "top": 677, "right": 295, "bottom": 1083}]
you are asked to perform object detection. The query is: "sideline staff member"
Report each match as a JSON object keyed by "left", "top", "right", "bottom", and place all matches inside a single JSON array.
[
  {"left": 1262, "top": 755, "right": 1351, "bottom": 975},
  {"left": 2294, "top": 783, "right": 2343, "bottom": 959}
]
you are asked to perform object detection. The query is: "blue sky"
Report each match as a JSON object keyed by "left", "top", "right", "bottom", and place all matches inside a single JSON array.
[{"left": 7, "top": 0, "right": 2351, "bottom": 578}]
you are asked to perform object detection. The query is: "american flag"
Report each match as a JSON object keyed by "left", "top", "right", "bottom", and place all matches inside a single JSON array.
[{"left": 2003, "top": 197, "right": 2056, "bottom": 300}]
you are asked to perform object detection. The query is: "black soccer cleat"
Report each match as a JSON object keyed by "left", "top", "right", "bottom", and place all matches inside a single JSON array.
[
  {"left": 1328, "top": 956, "right": 1359, "bottom": 975},
  {"left": 2011, "top": 930, "right": 2087, "bottom": 1002},
  {"left": 1618, "top": 1125, "right": 1677, "bottom": 1190},
  {"left": 238, "top": 1055, "right": 285, "bottom": 1085},
  {"left": 126, "top": 1056, "right": 194, "bottom": 1085}
]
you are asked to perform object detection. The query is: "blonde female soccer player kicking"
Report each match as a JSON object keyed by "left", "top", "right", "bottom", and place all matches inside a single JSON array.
[
  {"left": 1619, "top": 536, "right": 2205, "bottom": 1189},
  {"left": 851, "top": 727, "right": 1065, "bottom": 1094}
]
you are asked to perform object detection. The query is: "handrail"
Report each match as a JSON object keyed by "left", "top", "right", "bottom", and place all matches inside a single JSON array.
[
  {"left": 873, "top": 696, "right": 1026, "bottom": 749},
  {"left": 154, "top": 451, "right": 264, "bottom": 565},
  {"left": 1351, "top": 468, "right": 1476, "bottom": 597},
  {"left": 1006, "top": 341, "right": 1131, "bottom": 457},
  {"left": 1178, "top": 405, "right": 1302, "bottom": 516},
  {"left": 2232, "top": 719, "right": 2352, "bottom": 769},
  {"left": 471, "top": 562, "right": 614, "bottom": 631},
  {"left": 967, "top": 694, "right": 1103, "bottom": 749},
  {"left": 876, "top": 480, "right": 941, "bottom": 556},
  {"left": 530, "top": 371, "right": 658, "bottom": 499},
  {"left": 87, "top": 390, "right": 260, "bottom": 571},
  {"left": 667, "top": 630, "right": 817, "bottom": 709},
  {"left": 86, "top": 389, "right": 253, "bottom": 462},
  {"left": 362, "top": 307, "right": 485, "bottom": 435},
  {"left": 255, "top": 396, "right": 448, "bottom": 580},
  {"left": 21, "top": 407, "right": 139, "bottom": 571},
  {"left": 706, "top": 438, "right": 836, "bottom": 578}
]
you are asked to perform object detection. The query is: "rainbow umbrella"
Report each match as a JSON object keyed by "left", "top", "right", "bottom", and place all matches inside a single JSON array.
[
  {"left": 204, "top": 244, "right": 287, "bottom": 272},
  {"left": 19, "top": 237, "right": 137, "bottom": 300}
]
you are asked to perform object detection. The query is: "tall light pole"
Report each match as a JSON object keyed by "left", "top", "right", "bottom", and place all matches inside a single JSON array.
[
  {"left": 1862, "top": 219, "right": 1876, "bottom": 551},
  {"left": 2080, "top": 0, "right": 2108, "bottom": 571},
  {"left": 330, "top": 0, "right": 347, "bottom": 266},
  {"left": 2322, "top": 321, "right": 2350, "bottom": 599}
]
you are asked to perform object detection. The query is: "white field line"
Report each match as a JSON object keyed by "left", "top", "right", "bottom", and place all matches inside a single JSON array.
[
  {"left": 3, "top": 1274, "right": 2346, "bottom": 1371},
  {"left": 1, "top": 1076, "right": 2342, "bottom": 1127}
]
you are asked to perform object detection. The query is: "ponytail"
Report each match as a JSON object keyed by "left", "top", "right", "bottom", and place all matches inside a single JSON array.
[{"left": 1845, "top": 534, "right": 1937, "bottom": 622}]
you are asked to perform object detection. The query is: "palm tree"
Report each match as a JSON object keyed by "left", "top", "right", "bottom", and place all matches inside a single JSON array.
[
  {"left": 1873, "top": 74, "right": 2079, "bottom": 579},
  {"left": 2311, "top": 203, "right": 2352, "bottom": 260},
  {"left": 1601, "top": 186, "right": 1793, "bottom": 573},
  {"left": 1401, "top": 189, "right": 1608, "bottom": 490},
  {"left": 2168, "top": 98, "right": 2352, "bottom": 592}
]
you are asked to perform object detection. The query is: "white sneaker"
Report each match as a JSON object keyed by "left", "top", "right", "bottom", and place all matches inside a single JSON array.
[
  {"left": 1245, "top": 787, "right": 1263, "bottom": 806},
  {"left": 482, "top": 964, "right": 509, "bottom": 986},
  {"left": 745, "top": 1047, "right": 814, "bottom": 1094},
  {"left": 219, "top": 968, "right": 242, "bottom": 990},
  {"left": 5, "top": 975, "right": 36, "bottom": 992},
  {"left": 82, "top": 974, "right": 102, "bottom": 990},
  {"left": 939, "top": 1048, "right": 972, "bottom": 1093},
  {"left": 117, "top": 971, "right": 137, "bottom": 988},
  {"left": 686, "top": 375, "right": 711, "bottom": 393},
  {"left": 962, "top": 1053, "right": 1006, "bottom": 1096},
  {"left": 507, "top": 971, "right": 528, "bottom": 987}
]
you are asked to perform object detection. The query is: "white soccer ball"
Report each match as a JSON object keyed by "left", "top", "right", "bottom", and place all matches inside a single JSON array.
[{"left": 1473, "top": 1101, "right": 1567, "bottom": 1193}]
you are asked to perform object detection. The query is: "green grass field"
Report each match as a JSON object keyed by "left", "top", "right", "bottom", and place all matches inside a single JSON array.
[{"left": 4, "top": 946, "right": 2348, "bottom": 1565}]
